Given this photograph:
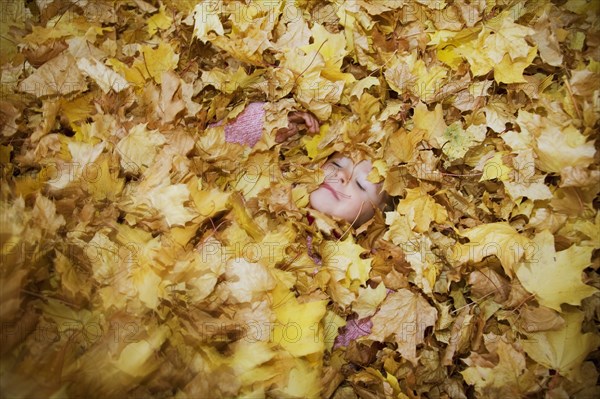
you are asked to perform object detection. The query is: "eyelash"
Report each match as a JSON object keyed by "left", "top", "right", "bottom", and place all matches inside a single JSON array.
[{"left": 332, "top": 161, "right": 366, "bottom": 191}]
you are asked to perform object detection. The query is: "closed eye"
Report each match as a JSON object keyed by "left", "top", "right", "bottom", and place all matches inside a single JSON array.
[{"left": 356, "top": 181, "right": 366, "bottom": 191}]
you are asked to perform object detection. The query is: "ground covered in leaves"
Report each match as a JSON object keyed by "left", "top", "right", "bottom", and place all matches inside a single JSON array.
[{"left": 1, "top": 0, "right": 599, "bottom": 398}]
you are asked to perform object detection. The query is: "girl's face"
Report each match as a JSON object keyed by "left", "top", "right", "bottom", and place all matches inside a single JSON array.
[{"left": 309, "top": 155, "right": 386, "bottom": 226}]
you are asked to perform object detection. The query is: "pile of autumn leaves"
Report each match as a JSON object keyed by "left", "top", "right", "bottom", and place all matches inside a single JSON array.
[{"left": 1, "top": 0, "right": 599, "bottom": 398}]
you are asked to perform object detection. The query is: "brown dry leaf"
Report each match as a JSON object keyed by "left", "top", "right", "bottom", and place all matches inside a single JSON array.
[
  {"left": 369, "top": 289, "right": 437, "bottom": 365},
  {"left": 461, "top": 335, "right": 540, "bottom": 398},
  {"left": 467, "top": 267, "right": 511, "bottom": 303},
  {"left": 18, "top": 52, "right": 87, "bottom": 97},
  {"left": 441, "top": 307, "right": 482, "bottom": 366},
  {"left": 516, "top": 305, "right": 565, "bottom": 333}
]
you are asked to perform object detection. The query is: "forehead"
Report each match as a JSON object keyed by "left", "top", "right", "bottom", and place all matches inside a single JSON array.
[{"left": 329, "top": 154, "right": 373, "bottom": 172}]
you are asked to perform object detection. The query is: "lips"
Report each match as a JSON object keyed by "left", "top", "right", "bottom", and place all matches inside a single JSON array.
[{"left": 321, "top": 182, "right": 340, "bottom": 200}]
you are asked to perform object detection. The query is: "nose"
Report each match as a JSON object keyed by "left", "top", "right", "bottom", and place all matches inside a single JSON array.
[{"left": 336, "top": 167, "right": 350, "bottom": 185}]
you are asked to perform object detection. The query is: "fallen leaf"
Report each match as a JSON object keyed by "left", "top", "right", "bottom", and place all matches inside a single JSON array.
[
  {"left": 369, "top": 289, "right": 437, "bottom": 365},
  {"left": 521, "top": 310, "right": 600, "bottom": 381},
  {"left": 515, "top": 230, "right": 597, "bottom": 311},
  {"left": 452, "top": 222, "right": 531, "bottom": 277},
  {"left": 77, "top": 57, "right": 130, "bottom": 93},
  {"left": 18, "top": 52, "right": 87, "bottom": 97}
]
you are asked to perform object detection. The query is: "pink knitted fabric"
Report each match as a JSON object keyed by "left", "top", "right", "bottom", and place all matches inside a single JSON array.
[
  {"left": 307, "top": 235, "right": 322, "bottom": 267},
  {"left": 214, "top": 102, "right": 266, "bottom": 147},
  {"left": 334, "top": 317, "right": 373, "bottom": 348}
]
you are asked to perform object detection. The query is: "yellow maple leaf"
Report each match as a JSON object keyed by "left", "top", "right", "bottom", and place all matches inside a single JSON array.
[
  {"left": 222, "top": 258, "right": 275, "bottom": 303},
  {"left": 85, "top": 155, "right": 125, "bottom": 202},
  {"left": 187, "top": 177, "right": 230, "bottom": 219},
  {"left": 397, "top": 187, "right": 448, "bottom": 233},
  {"left": 451, "top": 222, "right": 531, "bottom": 277},
  {"left": 130, "top": 264, "right": 163, "bottom": 310},
  {"left": 275, "top": 357, "right": 322, "bottom": 399},
  {"left": 515, "top": 230, "right": 597, "bottom": 311},
  {"left": 484, "top": 19, "right": 535, "bottom": 64},
  {"left": 54, "top": 250, "right": 88, "bottom": 298},
  {"left": 302, "top": 124, "right": 329, "bottom": 160},
  {"left": 60, "top": 94, "right": 96, "bottom": 126},
  {"left": 442, "top": 123, "right": 486, "bottom": 162},
  {"left": 281, "top": 48, "right": 341, "bottom": 120},
  {"left": 116, "top": 124, "right": 166, "bottom": 174},
  {"left": 384, "top": 55, "right": 416, "bottom": 95},
  {"left": 560, "top": 213, "right": 600, "bottom": 248},
  {"left": 479, "top": 151, "right": 512, "bottom": 182},
  {"left": 139, "top": 42, "right": 180, "bottom": 84},
  {"left": 503, "top": 149, "right": 553, "bottom": 201},
  {"left": 147, "top": 5, "right": 173, "bottom": 36},
  {"left": 191, "top": 0, "right": 224, "bottom": 43},
  {"left": 185, "top": 241, "right": 223, "bottom": 302},
  {"left": 493, "top": 46, "right": 538, "bottom": 84},
  {"left": 349, "top": 76, "right": 380, "bottom": 99},
  {"left": 384, "top": 127, "right": 425, "bottom": 164},
  {"left": 322, "top": 235, "right": 372, "bottom": 292},
  {"left": 148, "top": 183, "right": 198, "bottom": 227},
  {"left": 108, "top": 42, "right": 179, "bottom": 86},
  {"left": 272, "top": 283, "right": 327, "bottom": 357},
  {"left": 352, "top": 283, "right": 387, "bottom": 319},
  {"left": 206, "top": 2, "right": 275, "bottom": 65},
  {"left": 516, "top": 111, "right": 596, "bottom": 173},
  {"left": 115, "top": 324, "right": 171, "bottom": 377},
  {"left": 455, "top": 17, "right": 536, "bottom": 84},
  {"left": 301, "top": 23, "right": 354, "bottom": 84},
  {"left": 431, "top": 27, "right": 481, "bottom": 70},
  {"left": 107, "top": 58, "right": 146, "bottom": 87},
  {"left": 257, "top": 225, "right": 296, "bottom": 266},
  {"left": 229, "top": 191, "right": 265, "bottom": 242},
  {"left": 0, "top": 0, "right": 26, "bottom": 62},
  {"left": 412, "top": 102, "right": 448, "bottom": 148},
  {"left": 405, "top": 235, "right": 441, "bottom": 294},
  {"left": 484, "top": 98, "right": 515, "bottom": 133},
  {"left": 76, "top": 57, "right": 130, "bottom": 93},
  {"left": 228, "top": 340, "right": 277, "bottom": 387},
  {"left": 457, "top": 30, "right": 495, "bottom": 77},
  {"left": 21, "top": 14, "right": 108, "bottom": 45},
  {"left": 411, "top": 58, "right": 448, "bottom": 103},
  {"left": 85, "top": 232, "right": 121, "bottom": 283},
  {"left": 462, "top": 338, "right": 538, "bottom": 396},
  {"left": 234, "top": 152, "right": 275, "bottom": 199},
  {"left": 201, "top": 67, "right": 264, "bottom": 94},
  {"left": 273, "top": 18, "right": 310, "bottom": 52},
  {"left": 521, "top": 310, "right": 600, "bottom": 381},
  {"left": 384, "top": 210, "right": 416, "bottom": 246},
  {"left": 42, "top": 299, "right": 100, "bottom": 336}
]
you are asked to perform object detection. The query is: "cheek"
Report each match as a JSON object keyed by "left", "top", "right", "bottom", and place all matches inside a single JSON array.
[
  {"left": 351, "top": 193, "right": 378, "bottom": 217},
  {"left": 341, "top": 193, "right": 368, "bottom": 216},
  {"left": 309, "top": 188, "right": 331, "bottom": 211}
]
